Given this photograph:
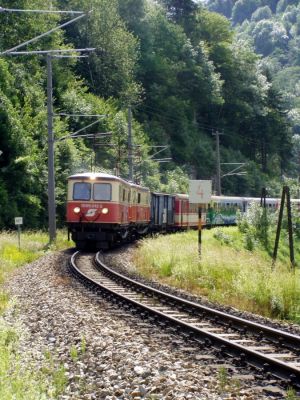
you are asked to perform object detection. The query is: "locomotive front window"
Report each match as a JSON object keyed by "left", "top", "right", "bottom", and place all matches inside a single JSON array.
[
  {"left": 93, "top": 183, "right": 112, "bottom": 201},
  {"left": 73, "top": 182, "right": 91, "bottom": 200}
]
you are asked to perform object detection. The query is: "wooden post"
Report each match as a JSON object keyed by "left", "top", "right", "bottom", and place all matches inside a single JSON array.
[
  {"left": 272, "top": 187, "right": 285, "bottom": 266},
  {"left": 286, "top": 186, "right": 295, "bottom": 269},
  {"left": 198, "top": 206, "right": 202, "bottom": 257},
  {"left": 17, "top": 225, "right": 21, "bottom": 250}
]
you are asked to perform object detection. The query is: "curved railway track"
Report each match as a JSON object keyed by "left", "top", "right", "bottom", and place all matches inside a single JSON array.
[{"left": 70, "top": 251, "right": 300, "bottom": 389}]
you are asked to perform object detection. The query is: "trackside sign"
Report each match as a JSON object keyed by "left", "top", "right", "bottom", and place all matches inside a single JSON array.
[
  {"left": 189, "top": 180, "right": 212, "bottom": 204},
  {"left": 14, "top": 217, "right": 23, "bottom": 225}
]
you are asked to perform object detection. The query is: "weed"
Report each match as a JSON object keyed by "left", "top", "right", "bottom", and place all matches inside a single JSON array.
[
  {"left": 70, "top": 345, "right": 79, "bottom": 362},
  {"left": 286, "top": 387, "right": 300, "bottom": 399},
  {"left": 213, "top": 230, "right": 232, "bottom": 245},
  {"left": 4, "top": 329, "right": 18, "bottom": 347},
  {"left": 52, "top": 364, "right": 68, "bottom": 397},
  {"left": 81, "top": 336, "right": 87, "bottom": 354},
  {"left": 0, "top": 291, "right": 9, "bottom": 314},
  {"left": 244, "top": 232, "right": 256, "bottom": 251},
  {"left": 217, "top": 367, "right": 229, "bottom": 392}
]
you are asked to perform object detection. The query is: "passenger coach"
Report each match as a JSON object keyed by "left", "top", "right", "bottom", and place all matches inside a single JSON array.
[{"left": 66, "top": 173, "right": 150, "bottom": 249}]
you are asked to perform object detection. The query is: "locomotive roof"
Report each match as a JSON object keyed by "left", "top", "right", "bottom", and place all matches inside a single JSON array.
[{"left": 68, "top": 172, "right": 149, "bottom": 191}]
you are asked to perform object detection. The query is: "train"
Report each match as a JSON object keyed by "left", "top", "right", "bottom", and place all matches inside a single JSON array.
[{"left": 66, "top": 172, "right": 299, "bottom": 249}]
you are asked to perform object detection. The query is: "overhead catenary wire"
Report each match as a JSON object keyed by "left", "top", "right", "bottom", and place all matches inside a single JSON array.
[
  {"left": 1, "top": 13, "right": 88, "bottom": 55},
  {"left": 0, "top": 7, "right": 84, "bottom": 14},
  {"left": 54, "top": 113, "right": 108, "bottom": 118},
  {"left": 5, "top": 48, "right": 95, "bottom": 55}
]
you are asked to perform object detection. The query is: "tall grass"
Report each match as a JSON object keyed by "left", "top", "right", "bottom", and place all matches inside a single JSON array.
[
  {"left": 0, "top": 322, "right": 67, "bottom": 399},
  {"left": 0, "top": 230, "right": 72, "bottom": 399},
  {"left": 0, "top": 230, "right": 71, "bottom": 283},
  {"left": 134, "top": 228, "right": 300, "bottom": 322}
]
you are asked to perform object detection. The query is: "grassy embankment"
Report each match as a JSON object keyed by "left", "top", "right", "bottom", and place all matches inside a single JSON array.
[
  {"left": 0, "top": 230, "right": 72, "bottom": 399},
  {"left": 134, "top": 227, "right": 300, "bottom": 323}
]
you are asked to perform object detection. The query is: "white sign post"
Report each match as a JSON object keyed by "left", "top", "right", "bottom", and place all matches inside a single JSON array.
[
  {"left": 189, "top": 180, "right": 212, "bottom": 257},
  {"left": 189, "top": 180, "right": 212, "bottom": 204},
  {"left": 14, "top": 217, "right": 23, "bottom": 250}
]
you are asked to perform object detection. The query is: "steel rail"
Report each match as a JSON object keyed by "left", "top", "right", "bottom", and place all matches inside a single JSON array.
[
  {"left": 94, "top": 253, "right": 300, "bottom": 351},
  {"left": 70, "top": 252, "right": 300, "bottom": 387}
]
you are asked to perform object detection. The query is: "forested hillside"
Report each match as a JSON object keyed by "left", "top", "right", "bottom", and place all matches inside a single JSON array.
[
  {"left": 0, "top": 0, "right": 294, "bottom": 229},
  {"left": 206, "top": 0, "right": 300, "bottom": 174}
]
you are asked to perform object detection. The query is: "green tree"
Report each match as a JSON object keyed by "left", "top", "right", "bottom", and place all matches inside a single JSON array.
[
  {"left": 232, "top": 0, "right": 261, "bottom": 25},
  {"left": 251, "top": 6, "right": 273, "bottom": 22},
  {"left": 58, "top": 0, "right": 140, "bottom": 102}
]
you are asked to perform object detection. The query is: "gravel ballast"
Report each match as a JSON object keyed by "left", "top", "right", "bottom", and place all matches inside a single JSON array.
[{"left": 2, "top": 250, "right": 293, "bottom": 399}]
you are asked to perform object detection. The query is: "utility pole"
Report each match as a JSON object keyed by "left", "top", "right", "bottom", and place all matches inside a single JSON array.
[
  {"left": 212, "top": 130, "right": 222, "bottom": 195},
  {"left": 0, "top": 7, "right": 95, "bottom": 244},
  {"left": 47, "top": 54, "right": 56, "bottom": 242},
  {"left": 128, "top": 105, "right": 133, "bottom": 181}
]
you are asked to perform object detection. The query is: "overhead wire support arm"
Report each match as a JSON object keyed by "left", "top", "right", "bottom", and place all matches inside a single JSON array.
[
  {"left": 54, "top": 113, "right": 108, "bottom": 118},
  {"left": 0, "top": 7, "right": 84, "bottom": 14},
  {"left": 62, "top": 132, "right": 112, "bottom": 139},
  {"left": 1, "top": 13, "right": 88, "bottom": 55},
  {"left": 221, "top": 163, "right": 246, "bottom": 178},
  {"left": 56, "top": 120, "right": 103, "bottom": 141},
  {"left": 153, "top": 158, "right": 172, "bottom": 161},
  {"left": 148, "top": 146, "right": 169, "bottom": 160},
  {"left": 53, "top": 55, "right": 88, "bottom": 59},
  {"left": 5, "top": 48, "right": 95, "bottom": 56}
]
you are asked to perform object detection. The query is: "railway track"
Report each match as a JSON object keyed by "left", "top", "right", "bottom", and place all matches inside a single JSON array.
[{"left": 70, "top": 251, "right": 300, "bottom": 389}]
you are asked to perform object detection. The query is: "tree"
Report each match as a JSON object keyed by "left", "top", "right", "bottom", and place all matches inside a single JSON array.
[
  {"left": 232, "top": 0, "right": 261, "bottom": 25},
  {"left": 159, "top": 0, "right": 200, "bottom": 36},
  {"left": 207, "top": 0, "right": 235, "bottom": 18},
  {"left": 117, "top": 0, "right": 147, "bottom": 33},
  {"left": 58, "top": 0, "right": 140, "bottom": 102},
  {"left": 251, "top": 6, "right": 273, "bottom": 22},
  {"left": 160, "top": 0, "right": 198, "bottom": 23}
]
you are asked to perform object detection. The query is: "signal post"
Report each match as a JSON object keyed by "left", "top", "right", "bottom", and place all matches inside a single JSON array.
[{"left": 189, "top": 180, "right": 212, "bottom": 257}]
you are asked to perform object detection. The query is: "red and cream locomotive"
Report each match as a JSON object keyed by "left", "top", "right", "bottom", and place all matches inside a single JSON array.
[{"left": 67, "top": 173, "right": 151, "bottom": 249}]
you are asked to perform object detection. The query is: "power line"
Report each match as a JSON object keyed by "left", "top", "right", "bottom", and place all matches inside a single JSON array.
[
  {"left": 5, "top": 48, "right": 95, "bottom": 55},
  {"left": 1, "top": 13, "right": 88, "bottom": 55},
  {"left": 54, "top": 113, "right": 108, "bottom": 118},
  {"left": 0, "top": 7, "right": 84, "bottom": 14}
]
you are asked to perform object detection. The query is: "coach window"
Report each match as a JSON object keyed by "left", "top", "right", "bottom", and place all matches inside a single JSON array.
[
  {"left": 137, "top": 193, "right": 141, "bottom": 204},
  {"left": 123, "top": 188, "right": 126, "bottom": 202},
  {"left": 93, "top": 183, "right": 112, "bottom": 201},
  {"left": 73, "top": 182, "right": 91, "bottom": 201}
]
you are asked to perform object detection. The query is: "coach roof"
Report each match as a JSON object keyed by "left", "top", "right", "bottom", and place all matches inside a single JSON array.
[{"left": 68, "top": 172, "right": 149, "bottom": 191}]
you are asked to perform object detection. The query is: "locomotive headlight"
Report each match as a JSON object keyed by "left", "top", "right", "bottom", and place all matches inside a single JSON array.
[
  {"left": 101, "top": 208, "right": 109, "bottom": 214},
  {"left": 73, "top": 207, "right": 81, "bottom": 214}
]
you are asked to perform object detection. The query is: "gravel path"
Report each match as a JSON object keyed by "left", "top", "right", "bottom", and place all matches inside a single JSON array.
[{"left": 2, "top": 250, "right": 291, "bottom": 399}]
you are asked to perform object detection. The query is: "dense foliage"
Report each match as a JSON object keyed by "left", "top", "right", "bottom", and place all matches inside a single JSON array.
[
  {"left": 206, "top": 0, "right": 300, "bottom": 163},
  {"left": 0, "top": 0, "right": 294, "bottom": 230}
]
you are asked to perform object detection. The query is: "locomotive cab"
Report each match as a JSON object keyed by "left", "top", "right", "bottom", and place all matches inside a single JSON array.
[{"left": 66, "top": 172, "right": 150, "bottom": 249}]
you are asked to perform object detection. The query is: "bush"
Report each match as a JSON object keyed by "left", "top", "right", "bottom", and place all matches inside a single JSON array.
[
  {"left": 237, "top": 202, "right": 274, "bottom": 250},
  {"left": 213, "top": 229, "right": 233, "bottom": 245}
]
